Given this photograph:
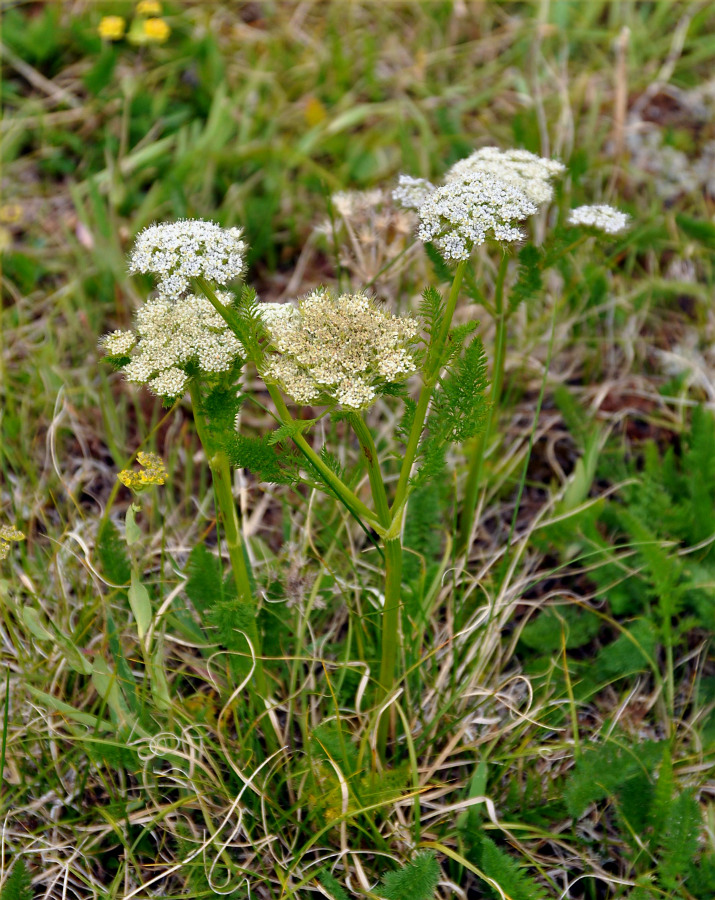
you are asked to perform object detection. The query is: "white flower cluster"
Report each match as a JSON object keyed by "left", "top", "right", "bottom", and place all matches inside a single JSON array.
[
  {"left": 101, "top": 330, "right": 136, "bottom": 356},
  {"left": 129, "top": 219, "right": 246, "bottom": 298},
  {"left": 567, "top": 204, "right": 630, "bottom": 234},
  {"left": 392, "top": 175, "right": 436, "bottom": 211},
  {"left": 262, "top": 289, "right": 419, "bottom": 410},
  {"left": 446, "top": 146, "right": 566, "bottom": 205},
  {"left": 101, "top": 291, "right": 243, "bottom": 398},
  {"left": 392, "top": 146, "right": 568, "bottom": 259},
  {"left": 417, "top": 172, "right": 538, "bottom": 260}
]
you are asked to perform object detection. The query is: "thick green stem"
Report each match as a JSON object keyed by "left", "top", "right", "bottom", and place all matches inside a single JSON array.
[
  {"left": 189, "top": 384, "right": 268, "bottom": 701},
  {"left": 458, "top": 253, "right": 509, "bottom": 555},
  {"left": 391, "top": 259, "right": 467, "bottom": 515}
]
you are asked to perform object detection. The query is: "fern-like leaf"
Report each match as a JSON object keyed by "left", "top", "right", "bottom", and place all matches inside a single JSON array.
[
  {"left": 479, "top": 835, "right": 548, "bottom": 900},
  {"left": 430, "top": 333, "right": 489, "bottom": 443},
  {"left": 267, "top": 419, "right": 317, "bottom": 445},
  {"left": 658, "top": 789, "right": 702, "bottom": 888},
  {"left": 224, "top": 432, "right": 298, "bottom": 484},
  {"left": 565, "top": 738, "right": 663, "bottom": 817},
  {"left": 317, "top": 869, "right": 351, "bottom": 900},
  {"left": 0, "top": 858, "right": 33, "bottom": 900},
  {"left": 379, "top": 850, "right": 440, "bottom": 900},
  {"left": 234, "top": 283, "right": 268, "bottom": 359},
  {"left": 647, "top": 745, "right": 673, "bottom": 848},
  {"left": 418, "top": 285, "right": 445, "bottom": 344}
]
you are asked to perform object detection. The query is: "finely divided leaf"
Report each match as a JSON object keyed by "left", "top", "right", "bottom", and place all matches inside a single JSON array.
[
  {"left": 224, "top": 432, "right": 298, "bottom": 484},
  {"left": 379, "top": 850, "right": 441, "bottom": 900},
  {"left": 479, "top": 835, "right": 548, "bottom": 900}
]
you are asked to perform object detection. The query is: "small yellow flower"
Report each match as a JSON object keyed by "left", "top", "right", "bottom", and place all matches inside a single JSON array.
[
  {"left": 0, "top": 524, "right": 25, "bottom": 562},
  {"left": 142, "top": 17, "right": 170, "bottom": 43},
  {"left": 136, "top": 0, "right": 162, "bottom": 14},
  {"left": 98, "top": 15, "right": 126, "bottom": 41},
  {"left": 118, "top": 452, "right": 167, "bottom": 493}
]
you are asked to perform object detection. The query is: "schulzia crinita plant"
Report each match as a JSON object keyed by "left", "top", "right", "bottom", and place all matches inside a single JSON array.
[
  {"left": 103, "top": 145, "right": 628, "bottom": 760},
  {"left": 394, "top": 146, "right": 630, "bottom": 553}
]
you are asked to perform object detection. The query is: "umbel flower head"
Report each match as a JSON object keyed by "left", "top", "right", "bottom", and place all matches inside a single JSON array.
[
  {"left": 446, "top": 146, "right": 566, "bottom": 205},
  {"left": 129, "top": 219, "right": 246, "bottom": 299},
  {"left": 262, "top": 289, "right": 419, "bottom": 410},
  {"left": 118, "top": 452, "right": 167, "bottom": 493},
  {"left": 0, "top": 524, "right": 25, "bottom": 562},
  {"left": 101, "top": 290, "right": 244, "bottom": 399},
  {"left": 567, "top": 204, "right": 630, "bottom": 234},
  {"left": 417, "top": 172, "right": 538, "bottom": 260}
]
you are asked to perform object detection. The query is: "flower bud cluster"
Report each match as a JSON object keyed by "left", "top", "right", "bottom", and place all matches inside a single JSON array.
[
  {"left": 567, "top": 204, "right": 630, "bottom": 234},
  {"left": 446, "top": 146, "right": 566, "bottom": 205},
  {"left": 129, "top": 219, "right": 246, "bottom": 299},
  {"left": 0, "top": 524, "right": 25, "bottom": 561},
  {"left": 118, "top": 451, "right": 167, "bottom": 492},
  {"left": 262, "top": 289, "right": 419, "bottom": 410},
  {"left": 101, "top": 290, "right": 243, "bottom": 398}
]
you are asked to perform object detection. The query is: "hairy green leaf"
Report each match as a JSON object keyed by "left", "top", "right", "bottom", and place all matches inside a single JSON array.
[
  {"left": 479, "top": 835, "right": 548, "bottom": 900},
  {"left": 379, "top": 850, "right": 441, "bottom": 900}
]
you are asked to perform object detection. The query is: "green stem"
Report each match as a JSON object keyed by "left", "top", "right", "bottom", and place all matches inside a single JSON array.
[
  {"left": 348, "top": 413, "right": 390, "bottom": 528},
  {"left": 391, "top": 259, "right": 467, "bottom": 515},
  {"left": 189, "top": 384, "right": 268, "bottom": 702},
  {"left": 458, "top": 253, "right": 509, "bottom": 555},
  {"left": 348, "top": 413, "right": 401, "bottom": 759}
]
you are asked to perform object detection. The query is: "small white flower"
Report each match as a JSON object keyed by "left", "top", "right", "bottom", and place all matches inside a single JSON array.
[
  {"left": 148, "top": 367, "right": 188, "bottom": 398},
  {"left": 392, "top": 174, "right": 435, "bottom": 211},
  {"left": 100, "top": 330, "right": 136, "bottom": 355},
  {"left": 417, "top": 172, "right": 537, "bottom": 260},
  {"left": 129, "top": 219, "right": 247, "bottom": 298},
  {"left": 447, "top": 147, "right": 565, "bottom": 205},
  {"left": 567, "top": 204, "right": 630, "bottom": 234}
]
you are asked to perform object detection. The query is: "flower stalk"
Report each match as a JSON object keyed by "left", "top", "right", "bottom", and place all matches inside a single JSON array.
[{"left": 188, "top": 382, "right": 268, "bottom": 702}]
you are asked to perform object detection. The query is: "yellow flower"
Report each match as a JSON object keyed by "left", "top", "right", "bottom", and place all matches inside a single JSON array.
[
  {"left": 118, "top": 452, "right": 167, "bottom": 493},
  {"left": 136, "top": 0, "right": 162, "bottom": 14},
  {"left": 98, "top": 15, "right": 126, "bottom": 41},
  {"left": 142, "top": 17, "right": 170, "bottom": 43},
  {"left": 0, "top": 524, "right": 25, "bottom": 562}
]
